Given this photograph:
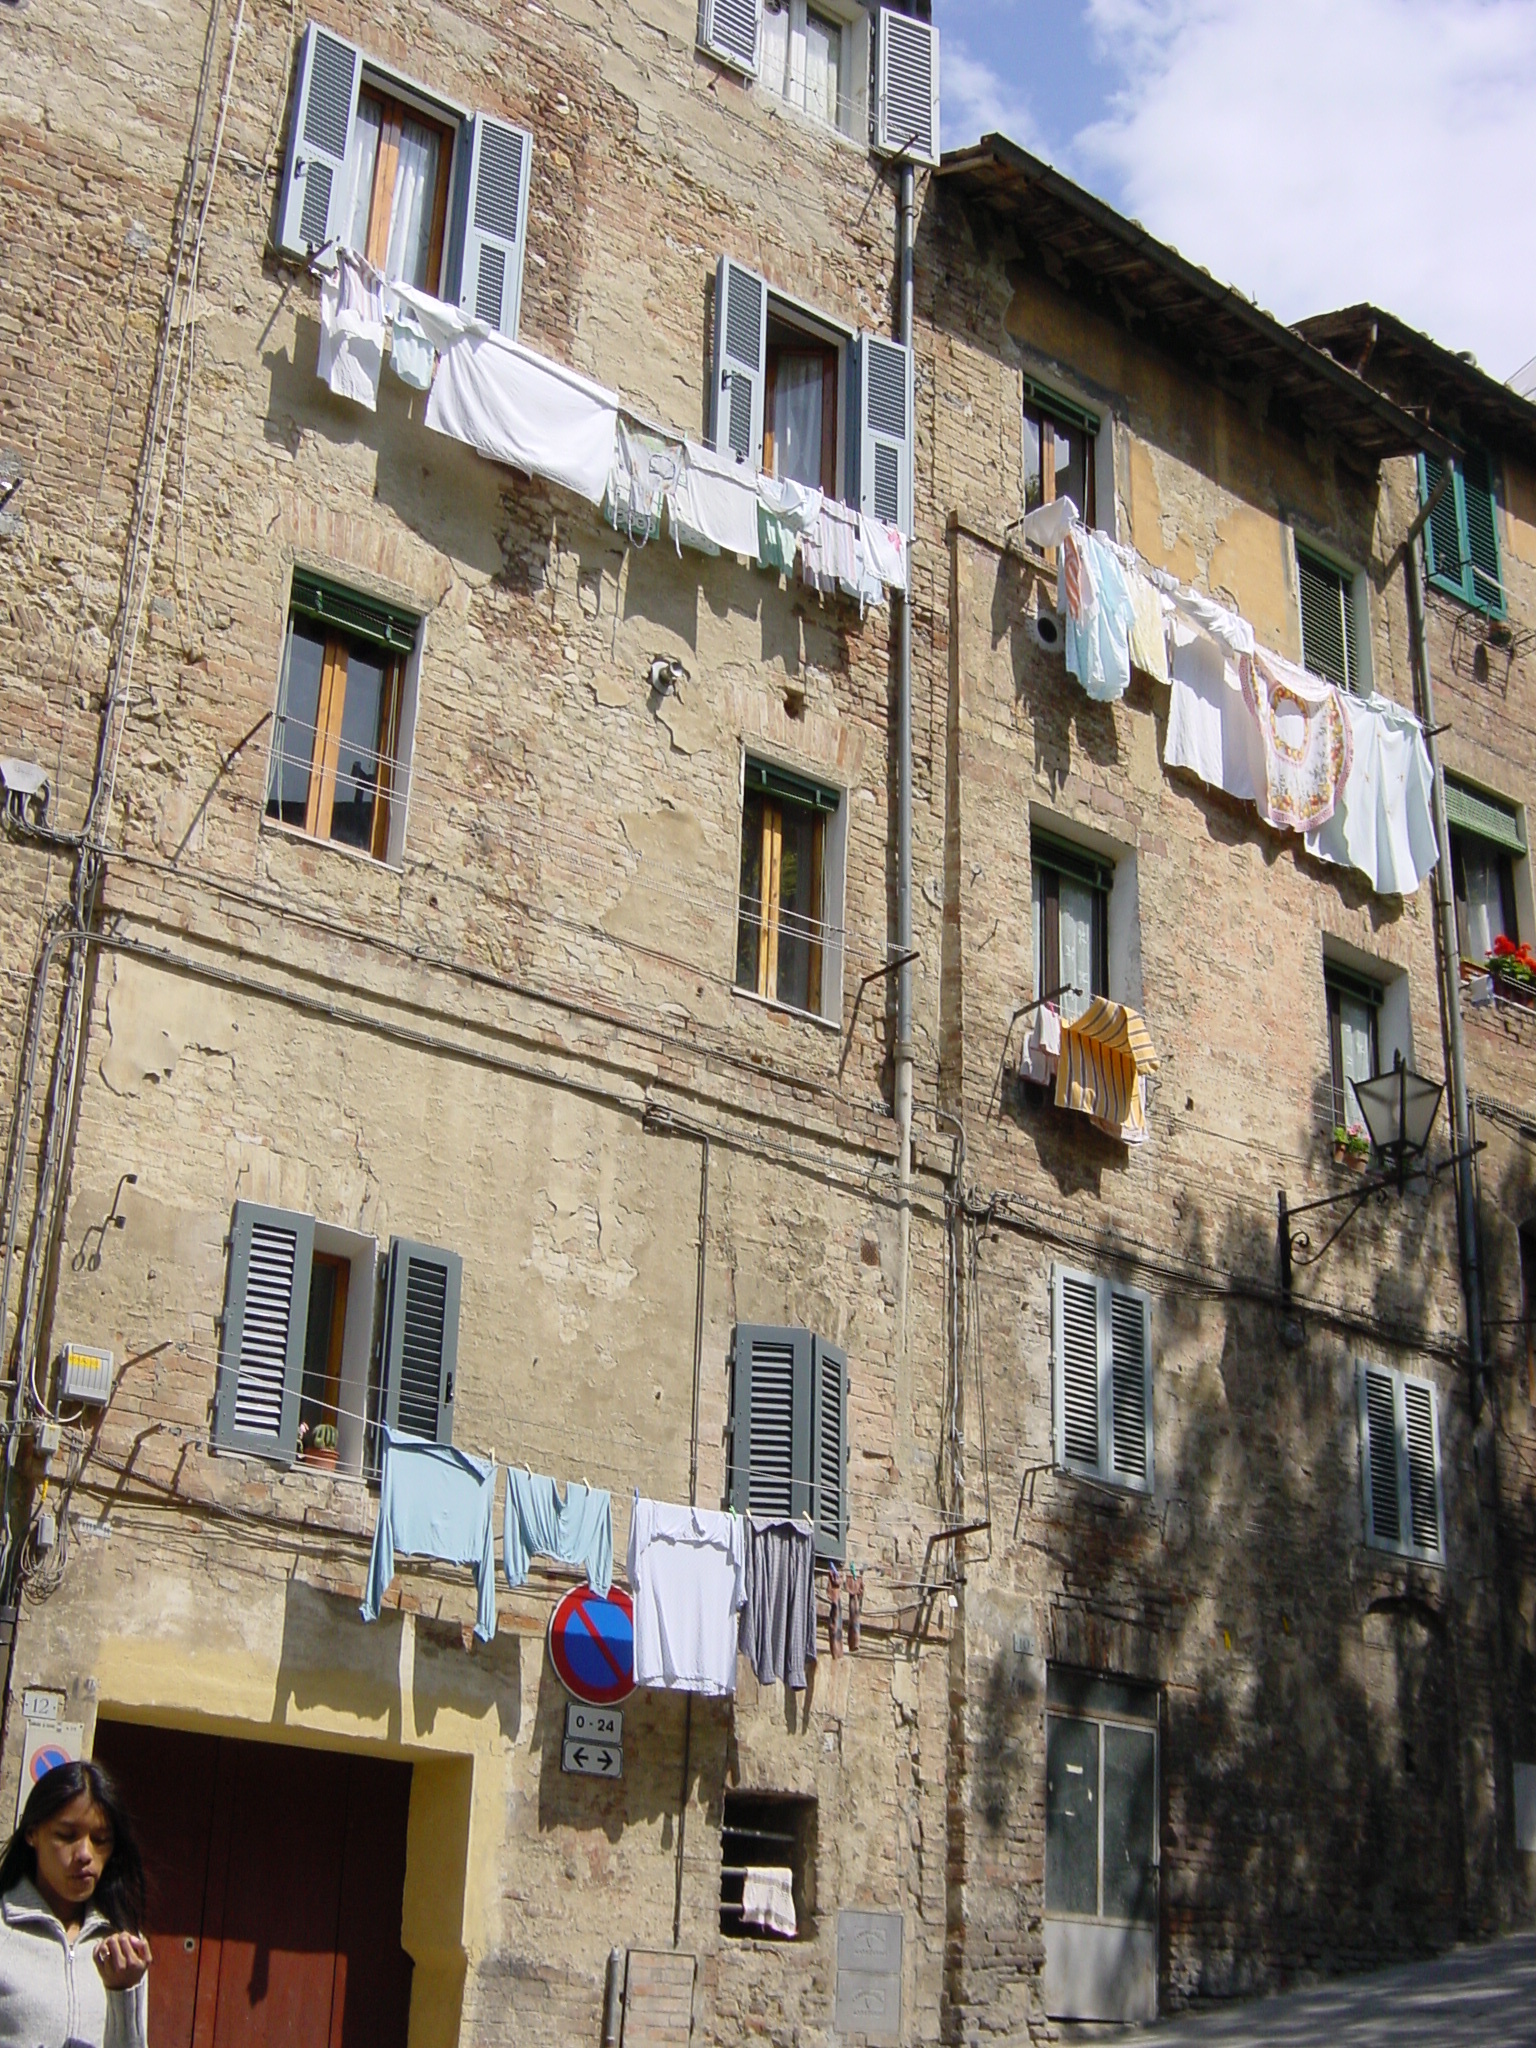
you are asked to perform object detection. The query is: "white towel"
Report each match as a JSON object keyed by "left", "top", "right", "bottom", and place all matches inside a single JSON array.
[
  {"left": 742, "top": 1866, "right": 797, "bottom": 1937},
  {"left": 316, "top": 249, "right": 386, "bottom": 411}
]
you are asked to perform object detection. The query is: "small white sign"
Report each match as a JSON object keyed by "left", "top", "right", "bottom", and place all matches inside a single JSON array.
[
  {"left": 565, "top": 1703, "right": 623, "bottom": 1744},
  {"left": 21, "top": 1692, "right": 61, "bottom": 1724},
  {"left": 18, "top": 1721, "right": 83, "bottom": 1824},
  {"left": 562, "top": 1737, "right": 622, "bottom": 1779}
]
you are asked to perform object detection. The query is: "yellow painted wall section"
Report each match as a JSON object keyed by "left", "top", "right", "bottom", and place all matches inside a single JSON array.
[{"left": 1506, "top": 452, "right": 1536, "bottom": 569}]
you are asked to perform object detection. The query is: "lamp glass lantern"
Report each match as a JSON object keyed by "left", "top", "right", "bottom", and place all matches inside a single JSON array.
[{"left": 1351, "top": 1051, "right": 1444, "bottom": 1180}]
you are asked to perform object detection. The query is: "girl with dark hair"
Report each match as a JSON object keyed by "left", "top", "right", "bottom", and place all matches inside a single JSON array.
[{"left": 0, "top": 1759, "right": 151, "bottom": 2047}]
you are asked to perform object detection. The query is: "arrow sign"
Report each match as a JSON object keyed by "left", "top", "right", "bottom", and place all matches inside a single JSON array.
[{"left": 562, "top": 1736, "right": 622, "bottom": 1779}]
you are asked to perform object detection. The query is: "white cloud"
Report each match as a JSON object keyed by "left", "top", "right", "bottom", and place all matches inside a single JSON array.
[
  {"left": 940, "top": 40, "right": 1049, "bottom": 157},
  {"left": 1075, "top": 0, "right": 1536, "bottom": 379}
]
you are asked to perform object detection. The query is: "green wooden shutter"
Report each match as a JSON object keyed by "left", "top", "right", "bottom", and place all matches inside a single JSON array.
[
  {"left": 381, "top": 1239, "right": 461, "bottom": 1444},
  {"left": 1054, "top": 1266, "right": 1100, "bottom": 1474},
  {"left": 1359, "top": 1363, "right": 1402, "bottom": 1549},
  {"left": 1420, "top": 455, "right": 1464, "bottom": 598},
  {"left": 1461, "top": 451, "right": 1505, "bottom": 616},
  {"left": 1108, "top": 1286, "right": 1153, "bottom": 1492},
  {"left": 214, "top": 1202, "right": 314, "bottom": 1464},
  {"left": 811, "top": 1337, "right": 849, "bottom": 1561},
  {"left": 729, "top": 1325, "right": 812, "bottom": 1519}
]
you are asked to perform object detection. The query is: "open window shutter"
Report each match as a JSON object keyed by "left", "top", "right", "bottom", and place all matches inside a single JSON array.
[
  {"left": 874, "top": 10, "right": 938, "bottom": 166},
  {"left": 276, "top": 24, "right": 362, "bottom": 258},
  {"left": 850, "top": 336, "right": 914, "bottom": 535},
  {"left": 381, "top": 1239, "right": 461, "bottom": 1444},
  {"left": 1461, "top": 452, "right": 1504, "bottom": 614},
  {"left": 214, "top": 1202, "right": 313, "bottom": 1464},
  {"left": 710, "top": 258, "right": 768, "bottom": 464},
  {"left": 811, "top": 1338, "right": 849, "bottom": 1560},
  {"left": 1359, "top": 1363, "right": 1402, "bottom": 1548},
  {"left": 445, "top": 115, "right": 533, "bottom": 339},
  {"left": 697, "top": 0, "right": 761, "bottom": 74},
  {"left": 729, "top": 1325, "right": 813, "bottom": 1518},
  {"left": 1054, "top": 1266, "right": 1100, "bottom": 1474},
  {"left": 1108, "top": 1286, "right": 1153, "bottom": 1491},
  {"left": 1420, "top": 454, "right": 1468, "bottom": 600},
  {"left": 1402, "top": 1376, "right": 1444, "bottom": 1559}
]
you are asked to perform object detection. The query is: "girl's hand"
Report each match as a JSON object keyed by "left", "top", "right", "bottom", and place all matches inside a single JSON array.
[{"left": 95, "top": 1932, "right": 152, "bottom": 1990}]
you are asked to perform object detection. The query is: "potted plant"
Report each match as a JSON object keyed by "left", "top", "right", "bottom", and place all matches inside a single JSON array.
[
  {"left": 1333, "top": 1123, "right": 1371, "bottom": 1168},
  {"left": 299, "top": 1420, "right": 339, "bottom": 1470},
  {"left": 1487, "top": 935, "right": 1536, "bottom": 1009}
]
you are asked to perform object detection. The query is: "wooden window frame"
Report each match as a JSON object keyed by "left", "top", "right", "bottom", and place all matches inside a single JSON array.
[
  {"left": 1449, "top": 827, "right": 1519, "bottom": 964},
  {"left": 763, "top": 338, "right": 840, "bottom": 499},
  {"left": 1325, "top": 968, "right": 1381, "bottom": 1133},
  {"left": 297, "top": 634, "right": 405, "bottom": 862},
  {"left": 1419, "top": 450, "right": 1505, "bottom": 619},
  {"left": 1032, "top": 834, "right": 1111, "bottom": 1015},
  {"left": 352, "top": 85, "right": 454, "bottom": 293},
  {"left": 736, "top": 761, "right": 840, "bottom": 1020},
  {"left": 1297, "top": 543, "right": 1360, "bottom": 693},
  {"left": 1023, "top": 389, "right": 1098, "bottom": 530}
]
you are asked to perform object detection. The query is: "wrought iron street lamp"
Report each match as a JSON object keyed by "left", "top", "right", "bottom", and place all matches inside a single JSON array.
[{"left": 1278, "top": 1053, "right": 1477, "bottom": 1293}]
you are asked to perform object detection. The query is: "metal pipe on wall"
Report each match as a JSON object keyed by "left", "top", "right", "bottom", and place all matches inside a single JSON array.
[{"left": 894, "top": 161, "right": 916, "bottom": 1334}]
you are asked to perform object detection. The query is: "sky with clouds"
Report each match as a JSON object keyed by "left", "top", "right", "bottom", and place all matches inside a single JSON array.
[{"left": 934, "top": 0, "right": 1536, "bottom": 385}]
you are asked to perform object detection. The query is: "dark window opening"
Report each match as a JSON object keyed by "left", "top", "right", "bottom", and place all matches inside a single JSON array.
[
  {"left": 298, "top": 1251, "right": 349, "bottom": 1461},
  {"left": 1032, "top": 831, "right": 1111, "bottom": 1027},
  {"left": 1451, "top": 830, "right": 1518, "bottom": 964},
  {"left": 764, "top": 315, "right": 839, "bottom": 497},
  {"left": 720, "top": 1792, "right": 817, "bottom": 1940},
  {"left": 1520, "top": 1221, "right": 1536, "bottom": 1407},
  {"left": 1023, "top": 382, "right": 1097, "bottom": 531},
  {"left": 346, "top": 88, "right": 454, "bottom": 292}
]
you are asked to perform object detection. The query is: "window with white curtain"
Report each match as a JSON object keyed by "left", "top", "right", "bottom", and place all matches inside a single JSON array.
[
  {"left": 1325, "top": 967, "right": 1380, "bottom": 1134},
  {"left": 760, "top": 0, "right": 854, "bottom": 135},
  {"left": 1032, "top": 832, "right": 1111, "bottom": 1025},
  {"left": 342, "top": 85, "right": 454, "bottom": 292}
]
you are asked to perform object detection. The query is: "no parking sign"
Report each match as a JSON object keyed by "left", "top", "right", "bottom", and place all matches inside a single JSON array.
[
  {"left": 17, "top": 1720, "right": 83, "bottom": 1824},
  {"left": 547, "top": 1585, "right": 634, "bottom": 1706}
]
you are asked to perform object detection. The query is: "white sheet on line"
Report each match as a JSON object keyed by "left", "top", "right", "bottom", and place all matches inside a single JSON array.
[
  {"left": 1304, "top": 691, "right": 1440, "bottom": 894},
  {"left": 1163, "top": 628, "right": 1266, "bottom": 803}
]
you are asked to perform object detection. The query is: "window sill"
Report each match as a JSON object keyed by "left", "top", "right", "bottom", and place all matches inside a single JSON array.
[
  {"left": 1427, "top": 572, "right": 1505, "bottom": 621},
  {"left": 1055, "top": 1461, "right": 1152, "bottom": 1502},
  {"left": 759, "top": 89, "right": 863, "bottom": 153},
  {"left": 261, "top": 816, "right": 402, "bottom": 876},
  {"left": 731, "top": 983, "right": 839, "bottom": 1034},
  {"left": 1361, "top": 1537, "right": 1444, "bottom": 1572}
]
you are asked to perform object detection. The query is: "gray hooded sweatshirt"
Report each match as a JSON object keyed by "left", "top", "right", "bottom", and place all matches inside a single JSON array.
[{"left": 0, "top": 1879, "right": 148, "bottom": 2048}]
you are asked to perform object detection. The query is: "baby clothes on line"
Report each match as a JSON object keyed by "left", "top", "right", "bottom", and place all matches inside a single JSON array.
[
  {"left": 739, "top": 1517, "right": 817, "bottom": 1690},
  {"left": 668, "top": 440, "right": 761, "bottom": 560},
  {"left": 606, "top": 419, "right": 682, "bottom": 544},
  {"left": 628, "top": 1495, "right": 747, "bottom": 1696},
  {"left": 1061, "top": 526, "right": 1133, "bottom": 702},
  {"left": 503, "top": 1470, "right": 614, "bottom": 1596},
  {"left": 361, "top": 1427, "right": 498, "bottom": 1643}
]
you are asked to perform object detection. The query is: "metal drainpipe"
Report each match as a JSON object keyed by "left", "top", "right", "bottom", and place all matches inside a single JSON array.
[
  {"left": 1406, "top": 534, "right": 1486, "bottom": 1397},
  {"left": 895, "top": 163, "right": 915, "bottom": 1309}
]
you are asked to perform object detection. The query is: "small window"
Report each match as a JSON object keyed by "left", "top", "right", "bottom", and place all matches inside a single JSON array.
[
  {"left": 735, "top": 759, "right": 841, "bottom": 1020},
  {"left": 1032, "top": 831, "right": 1110, "bottom": 1026},
  {"left": 720, "top": 1792, "right": 816, "bottom": 1940},
  {"left": 346, "top": 89, "right": 453, "bottom": 291},
  {"left": 1357, "top": 1362, "right": 1444, "bottom": 1563},
  {"left": 1051, "top": 1266, "right": 1153, "bottom": 1495},
  {"left": 1420, "top": 450, "right": 1504, "bottom": 617},
  {"left": 1297, "top": 545, "right": 1362, "bottom": 693},
  {"left": 729, "top": 1324, "right": 848, "bottom": 1559},
  {"left": 760, "top": 0, "right": 854, "bottom": 135},
  {"left": 1325, "top": 965, "right": 1381, "bottom": 1135},
  {"left": 267, "top": 573, "right": 418, "bottom": 863},
  {"left": 1023, "top": 379, "right": 1097, "bottom": 531},
  {"left": 1445, "top": 779, "right": 1524, "bottom": 965}
]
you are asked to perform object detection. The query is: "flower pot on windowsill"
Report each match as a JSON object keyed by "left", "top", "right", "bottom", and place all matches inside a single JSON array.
[
  {"left": 1333, "top": 1128, "right": 1371, "bottom": 1170},
  {"left": 298, "top": 1423, "right": 339, "bottom": 1470},
  {"left": 1492, "top": 967, "right": 1536, "bottom": 1010}
]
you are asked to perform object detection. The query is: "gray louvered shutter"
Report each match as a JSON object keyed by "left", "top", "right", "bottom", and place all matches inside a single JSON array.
[
  {"left": 1402, "top": 1376, "right": 1444, "bottom": 1559},
  {"left": 213, "top": 1202, "right": 313, "bottom": 1464},
  {"left": 811, "top": 1337, "right": 849, "bottom": 1561},
  {"left": 1054, "top": 1266, "right": 1100, "bottom": 1475},
  {"left": 874, "top": 9, "right": 938, "bottom": 166},
  {"left": 1359, "top": 1363, "right": 1402, "bottom": 1548},
  {"left": 849, "top": 335, "right": 914, "bottom": 536},
  {"left": 710, "top": 258, "right": 768, "bottom": 464},
  {"left": 381, "top": 1239, "right": 462, "bottom": 1444},
  {"left": 729, "top": 1324, "right": 812, "bottom": 1519},
  {"left": 445, "top": 115, "right": 533, "bottom": 339},
  {"left": 1298, "top": 548, "right": 1350, "bottom": 692},
  {"left": 1108, "top": 1285, "right": 1153, "bottom": 1492},
  {"left": 697, "top": 0, "right": 761, "bottom": 74},
  {"left": 276, "top": 23, "right": 362, "bottom": 258}
]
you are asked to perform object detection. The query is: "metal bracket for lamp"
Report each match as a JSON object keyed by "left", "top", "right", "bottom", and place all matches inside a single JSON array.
[{"left": 1277, "top": 1052, "right": 1481, "bottom": 1293}]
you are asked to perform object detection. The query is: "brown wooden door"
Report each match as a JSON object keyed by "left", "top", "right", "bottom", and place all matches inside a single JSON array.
[{"left": 95, "top": 1723, "right": 413, "bottom": 2048}]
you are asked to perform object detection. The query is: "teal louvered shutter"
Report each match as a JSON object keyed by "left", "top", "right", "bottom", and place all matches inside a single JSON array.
[
  {"left": 711, "top": 259, "right": 768, "bottom": 464},
  {"left": 811, "top": 1337, "right": 849, "bottom": 1561},
  {"left": 214, "top": 1202, "right": 314, "bottom": 1464},
  {"left": 729, "top": 1324, "right": 812, "bottom": 1519},
  {"left": 1401, "top": 1376, "right": 1444, "bottom": 1559},
  {"left": 1297, "top": 547, "right": 1351, "bottom": 692},
  {"left": 381, "top": 1240, "right": 461, "bottom": 1444},
  {"left": 1461, "top": 451, "right": 1504, "bottom": 615},
  {"left": 874, "top": 10, "right": 939, "bottom": 166},
  {"left": 697, "top": 0, "right": 761, "bottom": 75},
  {"left": 445, "top": 115, "right": 533, "bottom": 339},
  {"left": 1359, "top": 1363, "right": 1402, "bottom": 1549},
  {"left": 1419, "top": 455, "right": 1462, "bottom": 595},
  {"left": 1054, "top": 1266, "right": 1100, "bottom": 1475},
  {"left": 276, "top": 24, "right": 362, "bottom": 258},
  {"left": 1108, "top": 1285, "right": 1153, "bottom": 1492},
  {"left": 849, "top": 335, "right": 914, "bottom": 535}
]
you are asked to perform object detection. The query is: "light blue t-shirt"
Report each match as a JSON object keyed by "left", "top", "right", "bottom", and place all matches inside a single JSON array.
[{"left": 361, "top": 1427, "right": 497, "bottom": 1643}]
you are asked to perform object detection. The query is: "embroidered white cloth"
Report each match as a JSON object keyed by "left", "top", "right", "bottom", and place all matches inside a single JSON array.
[
  {"left": 1242, "top": 647, "right": 1353, "bottom": 832},
  {"left": 1304, "top": 691, "right": 1440, "bottom": 894},
  {"left": 317, "top": 249, "right": 386, "bottom": 411},
  {"left": 668, "top": 439, "right": 761, "bottom": 560},
  {"left": 742, "top": 1867, "right": 797, "bottom": 1937},
  {"left": 627, "top": 1495, "right": 747, "bottom": 1696}
]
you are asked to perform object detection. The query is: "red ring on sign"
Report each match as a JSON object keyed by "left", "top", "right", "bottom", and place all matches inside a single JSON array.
[{"left": 547, "top": 1585, "right": 635, "bottom": 1705}]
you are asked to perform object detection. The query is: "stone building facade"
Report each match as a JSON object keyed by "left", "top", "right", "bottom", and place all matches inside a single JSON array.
[{"left": 0, "top": 7, "right": 1531, "bottom": 2048}]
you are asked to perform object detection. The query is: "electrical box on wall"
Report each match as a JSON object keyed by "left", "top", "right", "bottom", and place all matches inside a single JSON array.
[{"left": 60, "top": 1346, "right": 112, "bottom": 1406}]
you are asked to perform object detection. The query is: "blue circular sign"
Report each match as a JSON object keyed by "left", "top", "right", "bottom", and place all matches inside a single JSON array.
[{"left": 548, "top": 1585, "right": 635, "bottom": 1705}]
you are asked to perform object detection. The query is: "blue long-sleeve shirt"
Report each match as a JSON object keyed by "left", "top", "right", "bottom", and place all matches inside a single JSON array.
[{"left": 362, "top": 1427, "right": 498, "bottom": 1643}]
